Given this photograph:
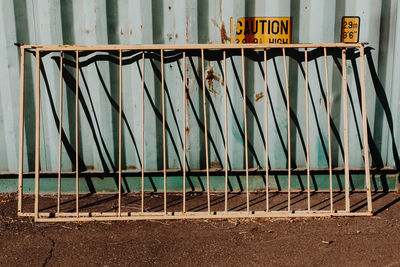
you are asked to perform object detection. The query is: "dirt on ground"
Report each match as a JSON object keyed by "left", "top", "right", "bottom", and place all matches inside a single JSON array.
[{"left": 0, "top": 192, "right": 399, "bottom": 267}]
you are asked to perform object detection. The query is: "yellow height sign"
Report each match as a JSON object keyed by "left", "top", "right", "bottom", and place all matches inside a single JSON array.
[
  {"left": 230, "top": 17, "right": 292, "bottom": 44},
  {"left": 341, "top": 16, "right": 360, "bottom": 43}
]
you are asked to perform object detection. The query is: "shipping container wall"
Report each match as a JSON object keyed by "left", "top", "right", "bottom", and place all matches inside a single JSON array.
[{"left": 0, "top": 0, "right": 399, "bottom": 192}]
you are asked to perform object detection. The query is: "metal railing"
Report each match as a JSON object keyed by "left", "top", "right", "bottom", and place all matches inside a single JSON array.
[{"left": 17, "top": 43, "right": 372, "bottom": 222}]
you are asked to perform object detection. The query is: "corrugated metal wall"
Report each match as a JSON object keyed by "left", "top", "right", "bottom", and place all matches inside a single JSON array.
[{"left": 0, "top": 0, "right": 399, "bottom": 192}]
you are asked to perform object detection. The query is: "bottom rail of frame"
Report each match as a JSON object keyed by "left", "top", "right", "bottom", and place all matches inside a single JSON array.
[{"left": 31, "top": 210, "right": 373, "bottom": 222}]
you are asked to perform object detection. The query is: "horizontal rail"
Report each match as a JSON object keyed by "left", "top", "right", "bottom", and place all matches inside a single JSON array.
[
  {"left": 7, "top": 168, "right": 398, "bottom": 178},
  {"left": 20, "top": 43, "right": 366, "bottom": 51},
  {"left": 34, "top": 211, "right": 373, "bottom": 222}
]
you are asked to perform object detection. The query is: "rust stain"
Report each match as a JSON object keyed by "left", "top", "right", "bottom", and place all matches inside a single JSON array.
[
  {"left": 211, "top": 19, "right": 230, "bottom": 44},
  {"left": 126, "top": 165, "right": 138, "bottom": 170},
  {"left": 220, "top": 22, "right": 230, "bottom": 43},
  {"left": 85, "top": 29, "right": 90, "bottom": 35},
  {"left": 168, "top": 5, "right": 172, "bottom": 11},
  {"left": 210, "top": 161, "right": 222, "bottom": 168},
  {"left": 129, "top": 29, "right": 133, "bottom": 35},
  {"left": 211, "top": 18, "right": 219, "bottom": 28},
  {"left": 175, "top": 33, "right": 178, "bottom": 39},
  {"left": 120, "top": 28, "right": 124, "bottom": 35},
  {"left": 255, "top": 92, "right": 264, "bottom": 102},
  {"left": 209, "top": 87, "right": 217, "bottom": 94},
  {"left": 185, "top": 126, "right": 190, "bottom": 132},
  {"left": 186, "top": 18, "right": 189, "bottom": 42},
  {"left": 140, "top": 24, "right": 143, "bottom": 33},
  {"left": 206, "top": 65, "right": 220, "bottom": 95},
  {"left": 186, "top": 96, "right": 190, "bottom": 120}
]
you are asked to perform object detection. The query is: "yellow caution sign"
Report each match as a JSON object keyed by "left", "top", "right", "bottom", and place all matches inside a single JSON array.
[
  {"left": 230, "top": 17, "right": 292, "bottom": 44},
  {"left": 341, "top": 16, "right": 360, "bottom": 43}
]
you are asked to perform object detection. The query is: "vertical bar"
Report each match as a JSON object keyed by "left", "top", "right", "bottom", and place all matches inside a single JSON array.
[
  {"left": 182, "top": 51, "right": 187, "bottom": 213},
  {"left": 57, "top": 52, "right": 63, "bottom": 214},
  {"left": 118, "top": 49, "right": 122, "bottom": 217},
  {"left": 75, "top": 51, "right": 79, "bottom": 217},
  {"left": 359, "top": 45, "right": 372, "bottom": 212},
  {"left": 342, "top": 49, "right": 350, "bottom": 212},
  {"left": 324, "top": 48, "right": 334, "bottom": 213},
  {"left": 223, "top": 50, "right": 228, "bottom": 213},
  {"left": 141, "top": 52, "right": 145, "bottom": 213},
  {"left": 161, "top": 49, "right": 167, "bottom": 215},
  {"left": 241, "top": 48, "right": 249, "bottom": 214},
  {"left": 201, "top": 49, "right": 211, "bottom": 214},
  {"left": 34, "top": 49, "right": 40, "bottom": 220},
  {"left": 305, "top": 49, "right": 311, "bottom": 211},
  {"left": 282, "top": 48, "right": 291, "bottom": 212},
  {"left": 264, "top": 49, "right": 269, "bottom": 212},
  {"left": 18, "top": 46, "right": 25, "bottom": 214}
]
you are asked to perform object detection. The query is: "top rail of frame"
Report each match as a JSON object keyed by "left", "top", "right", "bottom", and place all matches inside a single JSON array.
[{"left": 20, "top": 43, "right": 366, "bottom": 51}]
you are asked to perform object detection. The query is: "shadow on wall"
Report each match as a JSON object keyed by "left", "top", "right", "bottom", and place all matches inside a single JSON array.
[{"left": 24, "top": 47, "right": 399, "bottom": 193}]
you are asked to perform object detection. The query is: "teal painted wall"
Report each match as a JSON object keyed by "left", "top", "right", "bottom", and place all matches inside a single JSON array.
[{"left": 0, "top": 0, "right": 399, "bottom": 193}]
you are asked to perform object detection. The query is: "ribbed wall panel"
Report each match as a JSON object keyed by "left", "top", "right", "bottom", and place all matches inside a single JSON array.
[{"left": 0, "top": 0, "right": 399, "bottom": 192}]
